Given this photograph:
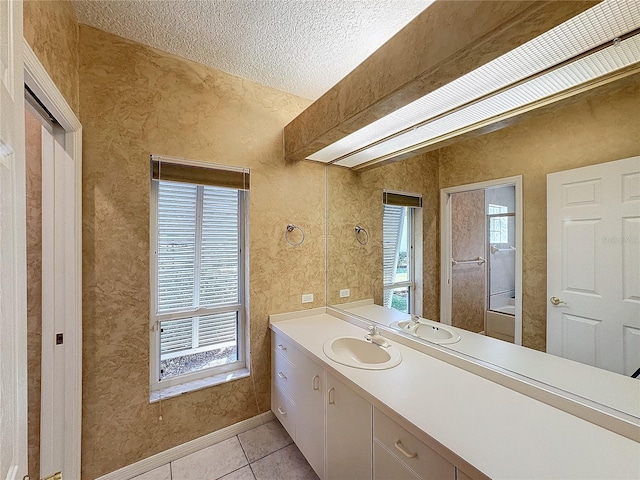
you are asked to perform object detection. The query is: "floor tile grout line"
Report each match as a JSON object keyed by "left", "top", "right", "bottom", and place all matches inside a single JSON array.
[
  {"left": 214, "top": 462, "right": 252, "bottom": 480},
  {"left": 248, "top": 439, "right": 295, "bottom": 464},
  {"left": 247, "top": 458, "right": 258, "bottom": 480},
  {"left": 236, "top": 433, "right": 251, "bottom": 464},
  {"left": 236, "top": 420, "right": 294, "bottom": 464},
  {"left": 210, "top": 435, "right": 251, "bottom": 480}
]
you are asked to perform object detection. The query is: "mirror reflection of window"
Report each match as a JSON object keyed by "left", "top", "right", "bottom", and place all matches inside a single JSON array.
[
  {"left": 382, "top": 190, "right": 422, "bottom": 314},
  {"left": 488, "top": 203, "right": 509, "bottom": 244}
]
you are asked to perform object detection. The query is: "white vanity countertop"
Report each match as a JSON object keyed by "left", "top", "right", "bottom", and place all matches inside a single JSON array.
[
  {"left": 270, "top": 311, "right": 640, "bottom": 480},
  {"left": 342, "top": 302, "right": 640, "bottom": 418}
]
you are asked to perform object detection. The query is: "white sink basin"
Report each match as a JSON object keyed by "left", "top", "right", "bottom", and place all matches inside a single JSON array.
[
  {"left": 391, "top": 318, "right": 461, "bottom": 345},
  {"left": 323, "top": 336, "right": 402, "bottom": 370}
]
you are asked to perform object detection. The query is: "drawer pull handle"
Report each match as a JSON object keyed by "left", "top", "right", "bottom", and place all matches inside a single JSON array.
[
  {"left": 277, "top": 406, "right": 287, "bottom": 416},
  {"left": 277, "top": 371, "right": 287, "bottom": 380},
  {"left": 328, "top": 387, "right": 335, "bottom": 405},
  {"left": 312, "top": 374, "right": 320, "bottom": 391},
  {"left": 394, "top": 440, "right": 418, "bottom": 459},
  {"left": 277, "top": 344, "right": 287, "bottom": 351}
]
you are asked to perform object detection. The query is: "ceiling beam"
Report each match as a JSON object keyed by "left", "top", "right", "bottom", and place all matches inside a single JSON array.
[{"left": 284, "top": 0, "right": 598, "bottom": 163}]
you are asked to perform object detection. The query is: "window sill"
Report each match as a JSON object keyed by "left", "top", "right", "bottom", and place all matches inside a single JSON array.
[{"left": 150, "top": 367, "right": 250, "bottom": 403}]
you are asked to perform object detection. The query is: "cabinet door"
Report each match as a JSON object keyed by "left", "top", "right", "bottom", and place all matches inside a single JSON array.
[
  {"left": 456, "top": 468, "right": 473, "bottom": 480},
  {"left": 296, "top": 354, "right": 326, "bottom": 479},
  {"left": 326, "top": 373, "right": 372, "bottom": 480},
  {"left": 374, "top": 441, "right": 420, "bottom": 480}
]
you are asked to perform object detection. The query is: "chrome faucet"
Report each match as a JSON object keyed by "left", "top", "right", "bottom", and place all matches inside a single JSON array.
[{"left": 365, "top": 325, "right": 391, "bottom": 348}]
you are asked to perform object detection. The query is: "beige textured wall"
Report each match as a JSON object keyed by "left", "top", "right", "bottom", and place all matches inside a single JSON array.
[
  {"left": 79, "top": 26, "right": 321, "bottom": 478},
  {"left": 23, "top": 0, "right": 80, "bottom": 114},
  {"left": 327, "top": 166, "right": 383, "bottom": 305},
  {"left": 327, "top": 152, "right": 440, "bottom": 319},
  {"left": 25, "top": 108, "right": 42, "bottom": 480},
  {"left": 439, "top": 82, "right": 640, "bottom": 350},
  {"left": 451, "top": 190, "right": 485, "bottom": 333}
]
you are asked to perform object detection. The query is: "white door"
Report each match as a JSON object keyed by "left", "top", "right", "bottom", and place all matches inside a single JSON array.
[
  {"left": 0, "top": 1, "right": 28, "bottom": 479},
  {"left": 547, "top": 156, "right": 640, "bottom": 375},
  {"left": 40, "top": 126, "right": 76, "bottom": 477}
]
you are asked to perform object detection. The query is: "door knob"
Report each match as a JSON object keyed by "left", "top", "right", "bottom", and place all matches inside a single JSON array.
[{"left": 550, "top": 296, "right": 566, "bottom": 306}]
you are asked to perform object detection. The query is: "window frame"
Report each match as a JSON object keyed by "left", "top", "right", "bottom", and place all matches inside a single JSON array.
[
  {"left": 383, "top": 204, "right": 417, "bottom": 314},
  {"left": 149, "top": 157, "right": 250, "bottom": 397},
  {"left": 488, "top": 203, "right": 510, "bottom": 245}
]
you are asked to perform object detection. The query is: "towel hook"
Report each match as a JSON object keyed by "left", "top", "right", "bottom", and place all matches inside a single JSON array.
[
  {"left": 285, "top": 224, "right": 305, "bottom": 246},
  {"left": 355, "top": 225, "right": 369, "bottom": 246}
]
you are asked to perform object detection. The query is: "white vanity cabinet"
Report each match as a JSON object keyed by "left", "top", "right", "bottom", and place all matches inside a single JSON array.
[
  {"left": 272, "top": 331, "right": 372, "bottom": 480},
  {"left": 294, "top": 349, "right": 326, "bottom": 479},
  {"left": 271, "top": 329, "right": 477, "bottom": 480},
  {"left": 271, "top": 333, "right": 298, "bottom": 439},
  {"left": 373, "top": 408, "right": 454, "bottom": 480},
  {"left": 326, "top": 372, "right": 372, "bottom": 480}
]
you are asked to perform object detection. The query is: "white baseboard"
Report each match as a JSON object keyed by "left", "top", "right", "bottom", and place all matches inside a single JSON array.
[{"left": 96, "top": 411, "right": 275, "bottom": 480}]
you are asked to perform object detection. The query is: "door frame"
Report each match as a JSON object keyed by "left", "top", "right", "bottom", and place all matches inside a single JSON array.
[
  {"left": 1, "top": 2, "right": 27, "bottom": 478},
  {"left": 440, "top": 176, "right": 523, "bottom": 345},
  {"left": 24, "top": 40, "right": 83, "bottom": 479}
]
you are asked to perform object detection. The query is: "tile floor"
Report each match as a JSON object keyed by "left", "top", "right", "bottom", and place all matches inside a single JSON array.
[{"left": 132, "top": 419, "right": 319, "bottom": 480}]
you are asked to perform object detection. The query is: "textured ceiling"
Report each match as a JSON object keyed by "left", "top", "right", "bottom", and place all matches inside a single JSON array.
[{"left": 73, "top": 0, "right": 433, "bottom": 100}]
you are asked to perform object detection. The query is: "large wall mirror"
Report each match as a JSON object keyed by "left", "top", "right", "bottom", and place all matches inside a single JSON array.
[{"left": 326, "top": 76, "right": 640, "bottom": 423}]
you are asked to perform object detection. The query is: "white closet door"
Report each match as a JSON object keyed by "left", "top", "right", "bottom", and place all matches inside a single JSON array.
[{"left": 40, "top": 128, "right": 76, "bottom": 477}]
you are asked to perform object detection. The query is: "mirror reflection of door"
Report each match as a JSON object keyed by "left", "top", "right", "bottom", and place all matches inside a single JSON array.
[
  {"left": 446, "top": 182, "right": 520, "bottom": 343},
  {"left": 547, "top": 156, "right": 640, "bottom": 375},
  {"left": 450, "top": 189, "right": 487, "bottom": 334}
]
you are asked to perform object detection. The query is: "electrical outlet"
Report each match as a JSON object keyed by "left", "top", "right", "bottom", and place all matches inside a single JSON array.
[
  {"left": 339, "top": 289, "right": 350, "bottom": 298},
  {"left": 302, "top": 293, "right": 314, "bottom": 303}
]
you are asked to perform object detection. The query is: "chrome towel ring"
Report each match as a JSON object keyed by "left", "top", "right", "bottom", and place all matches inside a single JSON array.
[
  {"left": 285, "top": 224, "right": 305, "bottom": 246},
  {"left": 355, "top": 225, "right": 369, "bottom": 245}
]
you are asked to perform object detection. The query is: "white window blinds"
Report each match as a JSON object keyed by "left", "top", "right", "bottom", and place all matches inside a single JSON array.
[
  {"left": 157, "top": 182, "right": 198, "bottom": 311},
  {"left": 156, "top": 181, "right": 240, "bottom": 313},
  {"left": 383, "top": 204, "right": 405, "bottom": 288},
  {"left": 200, "top": 187, "right": 240, "bottom": 305}
]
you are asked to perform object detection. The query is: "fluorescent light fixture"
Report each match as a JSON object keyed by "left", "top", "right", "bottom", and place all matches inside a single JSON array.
[{"left": 306, "top": 0, "right": 640, "bottom": 168}]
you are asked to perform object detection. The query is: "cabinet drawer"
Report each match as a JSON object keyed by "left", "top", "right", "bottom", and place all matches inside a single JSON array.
[
  {"left": 374, "top": 408, "right": 454, "bottom": 480},
  {"left": 272, "top": 332, "right": 299, "bottom": 366},
  {"left": 272, "top": 384, "right": 296, "bottom": 441},
  {"left": 374, "top": 440, "right": 420, "bottom": 480},
  {"left": 272, "top": 350, "right": 296, "bottom": 398}
]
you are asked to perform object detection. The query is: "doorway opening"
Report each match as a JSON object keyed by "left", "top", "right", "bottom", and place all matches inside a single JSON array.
[
  {"left": 23, "top": 45, "right": 83, "bottom": 480},
  {"left": 440, "top": 176, "right": 523, "bottom": 345}
]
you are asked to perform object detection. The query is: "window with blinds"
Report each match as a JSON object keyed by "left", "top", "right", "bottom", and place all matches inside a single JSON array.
[
  {"left": 382, "top": 190, "right": 421, "bottom": 314},
  {"left": 150, "top": 156, "right": 249, "bottom": 392}
]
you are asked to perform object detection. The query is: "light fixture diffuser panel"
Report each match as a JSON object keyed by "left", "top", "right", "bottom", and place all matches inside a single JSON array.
[{"left": 334, "top": 34, "right": 640, "bottom": 168}]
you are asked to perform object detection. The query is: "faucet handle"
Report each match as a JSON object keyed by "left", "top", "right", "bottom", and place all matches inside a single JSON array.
[
  {"left": 368, "top": 324, "right": 378, "bottom": 335},
  {"left": 410, "top": 314, "right": 420, "bottom": 325}
]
